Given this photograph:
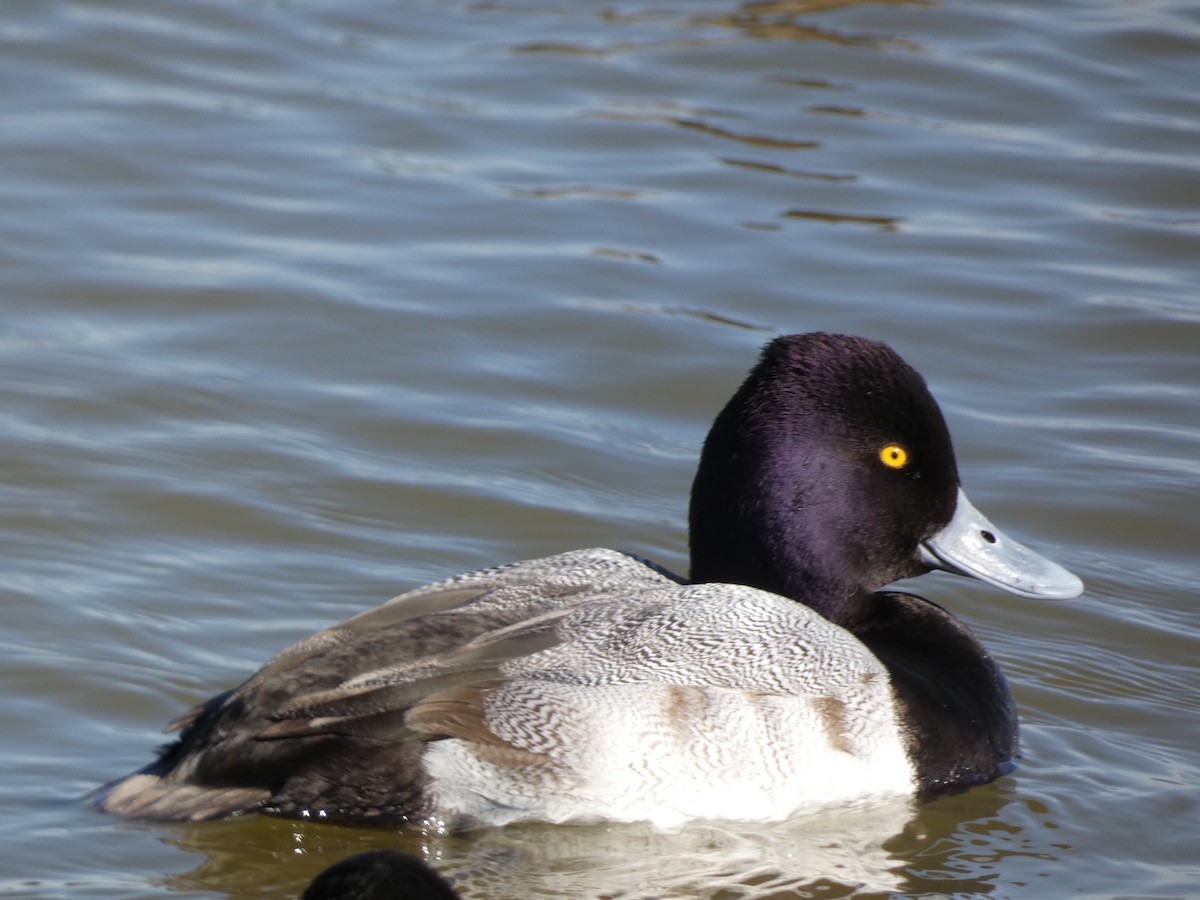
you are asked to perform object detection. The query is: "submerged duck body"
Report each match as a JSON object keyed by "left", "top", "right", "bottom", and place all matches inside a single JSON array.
[{"left": 99, "top": 333, "right": 1082, "bottom": 827}]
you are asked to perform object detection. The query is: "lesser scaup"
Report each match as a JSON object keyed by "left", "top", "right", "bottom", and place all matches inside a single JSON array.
[
  {"left": 99, "top": 333, "right": 1082, "bottom": 827},
  {"left": 303, "top": 851, "right": 459, "bottom": 900}
]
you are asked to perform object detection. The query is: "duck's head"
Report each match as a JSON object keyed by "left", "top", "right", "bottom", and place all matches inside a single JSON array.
[{"left": 688, "top": 333, "right": 1082, "bottom": 624}]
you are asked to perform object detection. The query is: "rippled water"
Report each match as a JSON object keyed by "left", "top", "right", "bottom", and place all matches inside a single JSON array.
[{"left": 2, "top": 1, "right": 1197, "bottom": 898}]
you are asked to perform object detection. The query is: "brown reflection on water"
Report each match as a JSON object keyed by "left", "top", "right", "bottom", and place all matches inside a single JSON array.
[
  {"left": 696, "top": 0, "right": 927, "bottom": 48},
  {"left": 163, "top": 815, "right": 445, "bottom": 900},
  {"left": 588, "top": 102, "right": 824, "bottom": 152},
  {"left": 674, "top": 117, "right": 820, "bottom": 150},
  {"left": 158, "top": 785, "right": 1020, "bottom": 899},
  {"left": 783, "top": 206, "right": 902, "bottom": 229},
  {"left": 721, "top": 156, "right": 858, "bottom": 183}
]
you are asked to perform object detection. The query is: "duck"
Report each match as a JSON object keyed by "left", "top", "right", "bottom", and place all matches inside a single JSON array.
[
  {"left": 98, "top": 332, "right": 1082, "bottom": 828},
  {"left": 302, "top": 850, "right": 460, "bottom": 900}
]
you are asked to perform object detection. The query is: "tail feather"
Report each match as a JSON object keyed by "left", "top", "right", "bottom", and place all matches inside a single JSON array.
[{"left": 96, "top": 773, "right": 268, "bottom": 822}]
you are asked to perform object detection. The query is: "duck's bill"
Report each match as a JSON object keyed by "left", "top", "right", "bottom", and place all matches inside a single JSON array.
[{"left": 919, "top": 488, "right": 1084, "bottom": 600}]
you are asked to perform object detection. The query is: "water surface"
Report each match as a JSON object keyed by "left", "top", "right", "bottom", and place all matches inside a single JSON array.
[{"left": 1, "top": 0, "right": 1197, "bottom": 897}]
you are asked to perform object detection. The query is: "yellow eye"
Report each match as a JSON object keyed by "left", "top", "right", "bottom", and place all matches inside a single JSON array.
[{"left": 879, "top": 443, "right": 909, "bottom": 469}]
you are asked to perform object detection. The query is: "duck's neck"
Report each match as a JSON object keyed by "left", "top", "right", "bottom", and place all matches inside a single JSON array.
[
  {"left": 687, "top": 450, "right": 877, "bottom": 628},
  {"left": 856, "top": 591, "right": 1019, "bottom": 796}
]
